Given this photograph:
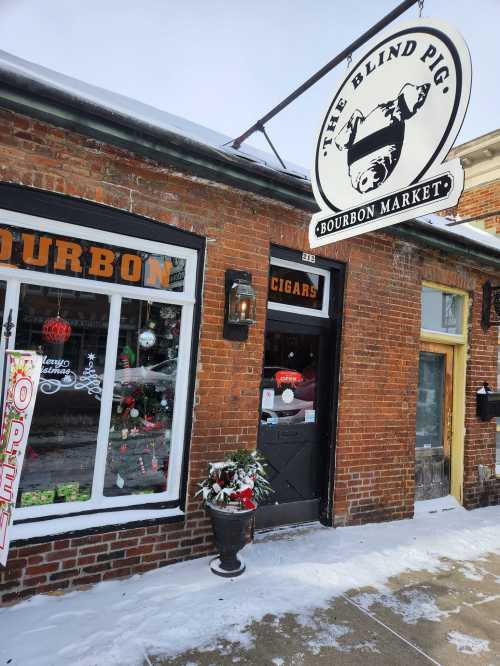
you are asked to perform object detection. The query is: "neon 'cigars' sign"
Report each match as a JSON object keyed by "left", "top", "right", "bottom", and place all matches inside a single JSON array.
[{"left": 310, "top": 18, "right": 472, "bottom": 247}]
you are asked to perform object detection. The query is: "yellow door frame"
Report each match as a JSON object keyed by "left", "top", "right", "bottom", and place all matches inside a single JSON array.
[{"left": 420, "top": 281, "right": 469, "bottom": 503}]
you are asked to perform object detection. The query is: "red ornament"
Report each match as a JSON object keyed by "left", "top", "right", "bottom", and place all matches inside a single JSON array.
[{"left": 42, "top": 316, "right": 72, "bottom": 344}]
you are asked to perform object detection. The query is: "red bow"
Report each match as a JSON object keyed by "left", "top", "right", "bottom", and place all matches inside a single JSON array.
[{"left": 230, "top": 487, "right": 256, "bottom": 510}]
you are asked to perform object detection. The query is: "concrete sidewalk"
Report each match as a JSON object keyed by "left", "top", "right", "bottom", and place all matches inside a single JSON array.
[{"left": 150, "top": 548, "right": 500, "bottom": 665}]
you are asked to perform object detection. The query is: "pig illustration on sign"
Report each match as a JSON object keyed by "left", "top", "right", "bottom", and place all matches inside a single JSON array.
[
  {"left": 334, "top": 82, "right": 431, "bottom": 194},
  {"left": 274, "top": 370, "right": 304, "bottom": 389}
]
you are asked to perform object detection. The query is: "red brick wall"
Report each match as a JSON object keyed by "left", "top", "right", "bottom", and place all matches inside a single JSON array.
[
  {"left": 0, "top": 108, "right": 498, "bottom": 602},
  {"left": 0, "top": 520, "right": 212, "bottom": 603},
  {"left": 442, "top": 179, "right": 500, "bottom": 232}
]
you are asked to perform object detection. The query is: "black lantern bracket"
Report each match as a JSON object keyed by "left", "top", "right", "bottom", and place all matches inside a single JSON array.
[
  {"left": 223, "top": 269, "right": 256, "bottom": 341},
  {"left": 482, "top": 281, "right": 500, "bottom": 330}
]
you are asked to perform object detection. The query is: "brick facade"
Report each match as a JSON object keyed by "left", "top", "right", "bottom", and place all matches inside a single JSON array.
[
  {"left": 443, "top": 179, "right": 500, "bottom": 232},
  {"left": 0, "top": 108, "right": 498, "bottom": 603}
]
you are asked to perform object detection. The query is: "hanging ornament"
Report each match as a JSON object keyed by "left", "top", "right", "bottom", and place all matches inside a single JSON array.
[
  {"left": 42, "top": 291, "right": 72, "bottom": 344},
  {"left": 151, "top": 455, "right": 159, "bottom": 473},
  {"left": 130, "top": 408, "right": 139, "bottom": 419},
  {"left": 138, "top": 457, "right": 146, "bottom": 475},
  {"left": 121, "top": 428, "right": 129, "bottom": 440},
  {"left": 119, "top": 442, "right": 128, "bottom": 454},
  {"left": 42, "top": 316, "right": 72, "bottom": 344},
  {"left": 138, "top": 321, "right": 157, "bottom": 349}
]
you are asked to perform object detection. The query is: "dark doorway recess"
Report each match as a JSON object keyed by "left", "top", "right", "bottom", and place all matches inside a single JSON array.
[{"left": 256, "top": 247, "right": 344, "bottom": 529}]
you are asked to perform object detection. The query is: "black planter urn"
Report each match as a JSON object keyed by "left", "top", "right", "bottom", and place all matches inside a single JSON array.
[{"left": 207, "top": 502, "right": 255, "bottom": 577}]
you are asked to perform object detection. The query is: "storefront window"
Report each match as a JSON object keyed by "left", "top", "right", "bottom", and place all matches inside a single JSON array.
[
  {"left": 421, "top": 286, "right": 464, "bottom": 335},
  {"left": 0, "top": 211, "right": 198, "bottom": 526},
  {"left": 104, "top": 301, "right": 181, "bottom": 497},
  {"left": 17, "top": 285, "right": 108, "bottom": 507}
]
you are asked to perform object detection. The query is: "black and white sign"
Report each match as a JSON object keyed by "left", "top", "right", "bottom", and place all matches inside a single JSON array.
[{"left": 310, "top": 19, "right": 471, "bottom": 248}]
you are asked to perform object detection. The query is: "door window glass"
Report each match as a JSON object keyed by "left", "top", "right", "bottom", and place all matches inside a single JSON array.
[
  {"left": 416, "top": 352, "right": 444, "bottom": 449},
  {"left": 261, "top": 330, "right": 318, "bottom": 426},
  {"left": 269, "top": 265, "right": 325, "bottom": 311},
  {"left": 103, "top": 301, "right": 180, "bottom": 497},
  {"left": 16, "top": 285, "right": 109, "bottom": 507},
  {"left": 421, "top": 286, "right": 464, "bottom": 335}
]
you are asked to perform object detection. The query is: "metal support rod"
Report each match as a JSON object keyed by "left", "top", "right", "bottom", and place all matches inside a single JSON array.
[
  {"left": 231, "top": 0, "right": 419, "bottom": 149},
  {"left": 446, "top": 209, "right": 500, "bottom": 227},
  {"left": 259, "top": 124, "right": 287, "bottom": 169},
  {"left": 0, "top": 309, "right": 14, "bottom": 423}
]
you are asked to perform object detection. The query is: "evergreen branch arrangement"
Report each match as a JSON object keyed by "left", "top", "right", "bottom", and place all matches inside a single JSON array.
[{"left": 196, "top": 449, "right": 273, "bottom": 510}]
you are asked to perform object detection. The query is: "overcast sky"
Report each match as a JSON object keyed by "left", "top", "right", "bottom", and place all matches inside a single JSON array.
[{"left": 0, "top": 0, "right": 497, "bottom": 168}]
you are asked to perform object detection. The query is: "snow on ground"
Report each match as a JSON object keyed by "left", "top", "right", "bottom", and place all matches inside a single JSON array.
[
  {"left": 447, "top": 630, "right": 491, "bottom": 655},
  {"left": 352, "top": 588, "right": 447, "bottom": 624},
  {"left": 2, "top": 503, "right": 500, "bottom": 666}
]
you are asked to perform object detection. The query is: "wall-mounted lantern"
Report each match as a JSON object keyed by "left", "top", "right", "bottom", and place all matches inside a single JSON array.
[
  {"left": 224, "top": 269, "right": 256, "bottom": 341},
  {"left": 482, "top": 281, "right": 500, "bottom": 329}
]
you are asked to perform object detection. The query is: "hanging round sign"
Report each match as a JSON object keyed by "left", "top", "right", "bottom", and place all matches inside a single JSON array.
[{"left": 310, "top": 18, "right": 471, "bottom": 248}]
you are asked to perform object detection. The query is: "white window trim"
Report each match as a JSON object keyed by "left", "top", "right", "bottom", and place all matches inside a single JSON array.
[
  {"left": 0, "top": 209, "right": 198, "bottom": 527},
  {"left": 11, "top": 506, "right": 185, "bottom": 542},
  {"left": 268, "top": 257, "right": 330, "bottom": 318}
]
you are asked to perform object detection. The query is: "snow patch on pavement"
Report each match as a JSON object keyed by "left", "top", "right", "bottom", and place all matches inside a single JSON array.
[
  {"left": 298, "top": 616, "right": 351, "bottom": 654},
  {"left": 448, "top": 630, "right": 490, "bottom": 655},
  {"left": 414, "top": 495, "right": 461, "bottom": 515},
  {"left": 352, "top": 588, "right": 446, "bottom": 624},
  {"left": 1, "top": 504, "right": 500, "bottom": 666},
  {"left": 459, "top": 561, "right": 487, "bottom": 581}
]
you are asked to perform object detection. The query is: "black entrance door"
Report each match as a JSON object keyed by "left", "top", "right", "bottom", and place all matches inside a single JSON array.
[{"left": 256, "top": 318, "right": 333, "bottom": 528}]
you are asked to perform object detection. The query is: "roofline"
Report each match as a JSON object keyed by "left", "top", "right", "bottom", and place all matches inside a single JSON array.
[
  {"left": 0, "top": 76, "right": 316, "bottom": 212},
  {"left": 0, "top": 72, "right": 499, "bottom": 269},
  {"left": 389, "top": 220, "right": 500, "bottom": 272},
  {"left": 449, "top": 128, "right": 500, "bottom": 160}
]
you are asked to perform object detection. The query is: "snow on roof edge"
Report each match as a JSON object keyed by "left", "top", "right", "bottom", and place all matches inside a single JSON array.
[
  {"left": 414, "top": 213, "right": 500, "bottom": 255},
  {"left": 0, "top": 49, "right": 309, "bottom": 179}
]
